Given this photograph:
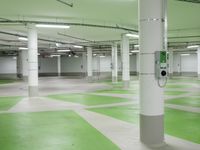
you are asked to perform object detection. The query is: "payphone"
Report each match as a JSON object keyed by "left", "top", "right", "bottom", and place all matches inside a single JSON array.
[{"left": 155, "top": 51, "right": 168, "bottom": 79}]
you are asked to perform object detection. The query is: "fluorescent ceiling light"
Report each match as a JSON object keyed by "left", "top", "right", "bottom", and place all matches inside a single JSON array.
[
  {"left": 93, "top": 54, "right": 97, "bottom": 56},
  {"left": 18, "top": 37, "right": 28, "bottom": 41},
  {"left": 36, "top": 24, "right": 70, "bottom": 29},
  {"left": 51, "top": 54, "right": 60, "bottom": 57},
  {"left": 187, "top": 45, "right": 199, "bottom": 49},
  {"left": 181, "top": 54, "right": 190, "bottom": 56},
  {"left": 56, "top": 43, "right": 62, "bottom": 47},
  {"left": 126, "top": 33, "right": 139, "bottom": 38},
  {"left": 73, "top": 45, "right": 83, "bottom": 48},
  {"left": 134, "top": 45, "right": 139, "bottom": 48},
  {"left": 68, "top": 54, "right": 72, "bottom": 57},
  {"left": 57, "top": 49, "right": 71, "bottom": 52},
  {"left": 99, "top": 55, "right": 106, "bottom": 58},
  {"left": 74, "top": 55, "right": 79, "bottom": 58},
  {"left": 19, "top": 47, "right": 28, "bottom": 50},
  {"left": 131, "top": 50, "right": 139, "bottom": 53}
]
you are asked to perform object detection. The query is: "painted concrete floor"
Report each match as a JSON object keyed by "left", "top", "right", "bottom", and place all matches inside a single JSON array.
[{"left": 0, "top": 76, "right": 200, "bottom": 150}]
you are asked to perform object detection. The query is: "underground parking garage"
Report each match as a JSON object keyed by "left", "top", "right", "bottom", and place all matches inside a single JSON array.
[{"left": 0, "top": 0, "right": 200, "bottom": 150}]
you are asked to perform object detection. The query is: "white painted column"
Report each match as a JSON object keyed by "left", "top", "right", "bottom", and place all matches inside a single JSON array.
[
  {"left": 82, "top": 52, "right": 87, "bottom": 77},
  {"left": 17, "top": 51, "right": 28, "bottom": 80},
  {"left": 87, "top": 47, "right": 93, "bottom": 81},
  {"left": 112, "top": 43, "right": 118, "bottom": 82},
  {"left": 22, "top": 50, "right": 29, "bottom": 80},
  {"left": 136, "top": 52, "right": 140, "bottom": 75},
  {"left": 139, "top": 0, "right": 166, "bottom": 146},
  {"left": 169, "top": 51, "right": 174, "bottom": 77},
  {"left": 57, "top": 56, "right": 61, "bottom": 76},
  {"left": 198, "top": 46, "right": 200, "bottom": 78},
  {"left": 121, "top": 34, "right": 130, "bottom": 88},
  {"left": 28, "top": 24, "right": 38, "bottom": 97}
]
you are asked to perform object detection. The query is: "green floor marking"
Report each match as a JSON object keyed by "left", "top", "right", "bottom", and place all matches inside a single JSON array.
[
  {"left": 88, "top": 106, "right": 200, "bottom": 144},
  {"left": 0, "top": 97, "right": 22, "bottom": 111},
  {"left": 48, "top": 94, "right": 130, "bottom": 106},
  {"left": 165, "top": 108, "right": 200, "bottom": 144},
  {"left": 164, "top": 91, "right": 188, "bottom": 96},
  {"left": 0, "top": 79, "right": 16, "bottom": 85},
  {"left": 94, "top": 88, "right": 136, "bottom": 94},
  {"left": 166, "top": 97, "right": 200, "bottom": 107},
  {"left": 165, "top": 84, "right": 192, "bottom": 89},
  {"left": 0, "top": 111, "right": 120, "bottom": 150},
  {"left": 89, "top": 105, "right": 139, "bottom": 124}
]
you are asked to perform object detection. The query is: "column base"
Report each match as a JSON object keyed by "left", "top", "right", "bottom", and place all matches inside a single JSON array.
[
  {"left": 87, "top": 76, "right": 93, "bottom": 82},
  {"left": 123, "top": 80, "right": 130, "bottom": 89},
  {"left": 140, "top": 114, "right": 164, "bottom": 146},
  {"left": 22, "top": 76, "right": 28, "bottom": 82},
  {"left": 112, "top": 76, "right": 118, "bottom": 83},
  {"left": 29, "top": 86, "right": 38, "bottom": 97}
]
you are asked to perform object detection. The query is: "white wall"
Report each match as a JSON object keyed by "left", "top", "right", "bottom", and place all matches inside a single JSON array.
[
  {"left": 0, "top": 56, "right": 16, "bottom": 74},
  {"left": 39, "top": 57, "right": 57, "bottom": 73},
  {"left": 61, "top": 56, "right": 84, "bottom": 73},
  {"left": 173, "top": 53, "right": 181, "bottom": 73},
  {"left": 181, "top": 53, "right": 197, "bottom": 72}
]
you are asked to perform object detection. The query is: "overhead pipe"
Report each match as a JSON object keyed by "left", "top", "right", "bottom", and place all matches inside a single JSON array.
[{"left": 0, "top": 20, "right": 138, "bottom": 32}]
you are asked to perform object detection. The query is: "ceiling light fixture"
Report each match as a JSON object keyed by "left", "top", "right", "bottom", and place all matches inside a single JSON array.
[
  {"left": 36, "top": 24, "right": 70, "bottom": 29},
  {"left": 18, "top": 47, "right": 28, "bottom": 50},
  {"left": 56, "top": 43, "right": 62, "bottom": 47},
  {"left": 18, "top": 37, "right": 28, "bottom": 41},
  {"left": 99, "top": 55, "right": 106, "bottom": 58},
  {"left": 57, "top": 49, "right": 71, "bottom": 52},
  {"left": 181, "top": 54, "right": 190, "bottom": 56},
  {"left": 131, "top": 50, "right": 139, "bottom": 53},
  {"left": 187, "top": 45, "right": 199, "bottom": 49},
  {"left": 134, "top": 44, "right": 139, "bottom": 48},
  {"left": 73, "top": 45, "right": 83, "bottom": 48},
  {"left": 51, "top": 54, "right": 61, "bottom": 57},
  {"left": 126, "top": 33, "right": 139, "bottom": 38}
]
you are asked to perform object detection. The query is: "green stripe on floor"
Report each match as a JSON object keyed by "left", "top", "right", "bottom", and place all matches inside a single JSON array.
[
  {"left": 88, "top": 106, "right": 200, "bottom": 144},
  {"left": 0, "top": 79, "right": 16, "bottom": 85},
  {"left": 165, "top": 108, "right": 200, "bottom": 144},
  {"left": 88, "top": 105, "right": 139, "bottom": 124},
  {"left": 0, "top": 96, "right": 22, "bottom": 111},
  {"left": 166, "top": 97, "right": 200, "bottom": 107},
  {"left": 47, "top": 93, "right": 130, "bottom": 106},
  {"left": 0, "top": 111, "right": 120, "bottom": 150},
  {"left": 164, "top": 91, "right": 188, "bottom": 96}
]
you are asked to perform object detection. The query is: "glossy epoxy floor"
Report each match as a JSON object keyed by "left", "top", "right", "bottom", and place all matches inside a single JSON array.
[{"left": 0, "top": 77, "right": 200, "bottom": 150}]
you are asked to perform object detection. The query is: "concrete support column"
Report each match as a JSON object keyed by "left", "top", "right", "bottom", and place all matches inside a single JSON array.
[
  {"left": 121, "top": 35, "right": 130, "bottom": 88},
  {"left": 139, "top": 0, "right": 165, "bottom": 146},
  {"left": 87, "top": 47, "right": 93, "bottom": 81},
  {"left": 28, "top": 24, "right": 38, "bottom": 97},
  {"left": 198, "top": 47, "right": 200, "bottom": 78},
  {"left": 57, "top": 56, "right": 61, "bottom": 76},
  {"left": 17, "top": 51, "right": 28, "bottom": 80},
  {"left": 112, "top": 43, "right": 118, "bottom": 83},
  {"left": 169, "top": 51, "right": 174, "bottom": 77},
  {"left": 21, "top": 50, "right": 29, "bottom": 81},
  {"left": 136, "top": 52, "right": 140, "bottom": 75},
  {"left": 82, "top": 52, "right": 87, "bottom": 77}
]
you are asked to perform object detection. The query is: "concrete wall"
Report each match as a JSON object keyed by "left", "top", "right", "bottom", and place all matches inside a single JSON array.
[
  {"left": 1, "top": 52, "right": 198, "bottom": 78},
  {"left": 173, "top": 52, "right": 197, "bottom": 76},
  {"left": 39, "top": 57, "right": 58, "bottom": 76},
  {"left": 0, "top": 56, "right": 17, "bottom": 78}
]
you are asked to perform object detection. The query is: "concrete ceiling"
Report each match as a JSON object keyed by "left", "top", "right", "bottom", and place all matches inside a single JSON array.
[{"left": 0, "top": 0, "right": 199, "bottom": 53}]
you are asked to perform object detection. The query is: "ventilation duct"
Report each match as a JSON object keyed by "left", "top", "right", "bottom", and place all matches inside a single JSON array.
[{"left": 176, "top": 0, "right": 200, "bottom": 3}]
